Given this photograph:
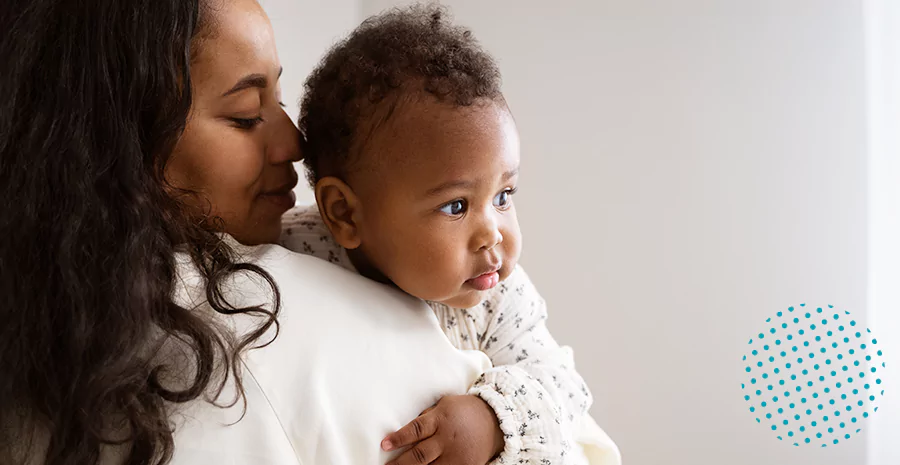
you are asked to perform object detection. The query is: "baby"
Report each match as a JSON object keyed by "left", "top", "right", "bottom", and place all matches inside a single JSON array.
[{"left": 282, "top": 5, "right": 611, "bottom": 465}]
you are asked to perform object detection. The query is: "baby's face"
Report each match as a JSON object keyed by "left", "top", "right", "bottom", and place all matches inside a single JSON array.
[{"left": 347, "top": 99, "right": 521, "bottom": 308}]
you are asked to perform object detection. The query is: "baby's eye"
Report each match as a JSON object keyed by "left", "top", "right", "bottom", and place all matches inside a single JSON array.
[
  {"left": 493, "top": 188, "right": 516, "bottom": 209},
  {"left": 439, "top": 199, "right": 467, "bottom": 216}
]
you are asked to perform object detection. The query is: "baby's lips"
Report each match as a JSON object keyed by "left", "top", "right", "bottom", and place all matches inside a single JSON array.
[{"left": 468, "top": 271, "right": 500, "bottom": 291}]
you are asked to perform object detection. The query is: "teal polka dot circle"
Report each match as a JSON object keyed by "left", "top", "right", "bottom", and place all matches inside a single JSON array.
[{"left": 742, "top": 304, "right": 887, "bottom": 447}]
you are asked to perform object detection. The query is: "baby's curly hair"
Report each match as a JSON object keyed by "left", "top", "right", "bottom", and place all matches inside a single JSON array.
[{"left": 299, "top": 3, "right": 504, "bottom": 185}]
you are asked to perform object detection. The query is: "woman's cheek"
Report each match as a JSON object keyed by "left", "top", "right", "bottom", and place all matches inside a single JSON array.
[{"left": 210, "top": 136, "right": 266, "bottom": 192}]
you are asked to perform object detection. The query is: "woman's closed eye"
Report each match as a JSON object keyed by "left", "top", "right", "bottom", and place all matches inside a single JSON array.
[
  {"left": 229, "top": 116, "right": 264, "bottom": 130},
  {"left": 439, "top": 199, "right": 467, "bottom": 216}
]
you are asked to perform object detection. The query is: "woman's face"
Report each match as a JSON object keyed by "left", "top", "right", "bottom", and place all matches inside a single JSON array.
[{"left": 166, "top": 0, "right": 301, "bottom": 245}]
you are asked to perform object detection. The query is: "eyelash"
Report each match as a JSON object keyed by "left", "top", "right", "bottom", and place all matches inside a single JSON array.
[
  {"left": 438, "top": 187, "right": 518, "bottom": 217},
  {"left": 491, "top": 187, "right": 519, "bottom": 211},
  {"left": 496, "top": 187, "right": 518, "bottom": 209},
  {"left": 439, "top": 199, "right": 467, "bottom": 217},
  {"left": 230, "top": 116, "right": 264, "bottom": 130}
]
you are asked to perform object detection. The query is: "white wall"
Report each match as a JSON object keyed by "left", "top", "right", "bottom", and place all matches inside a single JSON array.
[
  {"left": 865, "top": 1, "right": 900, "bottom": 465},
  {"left": 273, "top": 1, "right": 875, "bottom": 464}
]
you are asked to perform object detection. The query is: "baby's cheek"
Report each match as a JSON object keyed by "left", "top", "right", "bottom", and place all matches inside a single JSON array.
[
  {"left": 500, "top": 210, "right": 522, "bottom": 255},
  {"left": 413, "top": 239, "right": 468, "bottom": 299},
  {"left": 502, "top": 233, "right": 522, "bottom": 265},
  {"left": 421, "top": 246, "right": 463, "bottom": 288}
]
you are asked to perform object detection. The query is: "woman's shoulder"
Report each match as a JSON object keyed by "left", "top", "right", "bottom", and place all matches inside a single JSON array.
[
  {"left": 168, "top": 367, "right": 298, "bottom": 464},
  {"left": 171, "top": 242, "right": 492, "bottom": 465}
]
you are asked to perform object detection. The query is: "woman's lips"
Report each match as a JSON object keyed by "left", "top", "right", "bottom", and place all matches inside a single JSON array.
[
  {"left": 260, "top": 189, "right": 296, "bottom": 209},
  {"left": 467, "top": 271, "right": 500, "bottom": 291}
]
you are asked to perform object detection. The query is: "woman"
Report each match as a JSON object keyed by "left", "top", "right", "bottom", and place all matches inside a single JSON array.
[{"left": 0, "top": 0, "right": 489, "bottom": 463}]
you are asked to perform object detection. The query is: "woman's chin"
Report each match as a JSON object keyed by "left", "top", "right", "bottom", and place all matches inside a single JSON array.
[
  {"left": 227, "top": 196, "right": 296, "bottom": 245},
  {"left": 228, "top": 217, "right": 284, "bottom": 246}
]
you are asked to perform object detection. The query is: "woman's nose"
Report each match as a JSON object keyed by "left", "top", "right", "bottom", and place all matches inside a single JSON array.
[{"left": 267, "top": 107, "right": 303, "bottom": 164}]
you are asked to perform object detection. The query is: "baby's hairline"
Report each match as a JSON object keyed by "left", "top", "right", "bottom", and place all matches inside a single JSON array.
[{"left": 307, "top": 90, "right": 512, "bottom": 187}]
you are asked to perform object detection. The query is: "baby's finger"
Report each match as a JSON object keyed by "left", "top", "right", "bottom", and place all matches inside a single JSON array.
[
  {"left": 385, "top": 437, "right": 441, "bottom": 465},
  {"left": 382, "top": 412, "right": 438, "bottom": 451}
]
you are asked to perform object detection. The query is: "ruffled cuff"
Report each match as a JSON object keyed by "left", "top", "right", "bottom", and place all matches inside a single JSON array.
[{"left": 468, "top": 369, "right": 563, "bottom": 464}]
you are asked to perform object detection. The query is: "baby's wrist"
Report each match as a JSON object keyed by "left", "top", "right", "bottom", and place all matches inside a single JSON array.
[{"left": 471, "top": 394, "right": 505, "bottom": 458}]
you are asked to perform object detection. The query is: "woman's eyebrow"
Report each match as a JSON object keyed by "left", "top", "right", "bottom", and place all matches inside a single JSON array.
[
  {"left": 222, "top": 74, "right": 268, "bottom": 96},
  {"left": 222, "top": 68, "right": 284, "bottom": 97}
]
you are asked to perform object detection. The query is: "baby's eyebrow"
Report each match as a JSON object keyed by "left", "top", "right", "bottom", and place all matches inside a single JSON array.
[
  {"left": 426, "top": 167, "right": 520, "bottom": 197},
  {"left": 426, "top": 180, "right": 475, "bottom": 197}
]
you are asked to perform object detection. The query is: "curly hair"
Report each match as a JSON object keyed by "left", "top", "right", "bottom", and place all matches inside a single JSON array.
[
  {"left": 299, "top": 3, "right": 504, "bottom": 184},
  {"left": 0, "top": 1, "right": 280, "bottom": 464}
]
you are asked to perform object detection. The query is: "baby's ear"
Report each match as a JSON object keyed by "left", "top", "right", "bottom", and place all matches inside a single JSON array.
[{"left": 314, "top": 177, "right": 362, "bottom": 249}]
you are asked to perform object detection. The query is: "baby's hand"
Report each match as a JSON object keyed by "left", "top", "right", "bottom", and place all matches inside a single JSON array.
[{"left": 382, "top": 394, "right": 504, "bottom": 465}]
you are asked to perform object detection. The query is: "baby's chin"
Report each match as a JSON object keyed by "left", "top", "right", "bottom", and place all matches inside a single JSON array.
[{"left": 437, "top": 290, "right": 488, "bottom": 310}]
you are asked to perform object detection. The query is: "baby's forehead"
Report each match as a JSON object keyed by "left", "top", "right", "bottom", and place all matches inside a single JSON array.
[
  {"left": 357, "top": 97, "right": 516, "bottom": 172},
  {"left": 346, "top": 98, "right": 519, "bottom": 201}
]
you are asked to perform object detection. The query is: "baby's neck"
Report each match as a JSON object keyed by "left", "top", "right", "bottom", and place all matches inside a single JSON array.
[{"left": 346, "top": 248, "right": 393, "bottom": 287}]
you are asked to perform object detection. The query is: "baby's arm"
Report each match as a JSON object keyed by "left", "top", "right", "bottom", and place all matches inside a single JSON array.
[{"left": 465, "top": 265, "right": 592, "bottom": 464}]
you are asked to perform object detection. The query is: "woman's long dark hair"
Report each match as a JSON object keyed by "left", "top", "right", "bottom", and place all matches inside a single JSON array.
[{"left": 0, "top": 1, "right": 280, "bottom": 463}]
